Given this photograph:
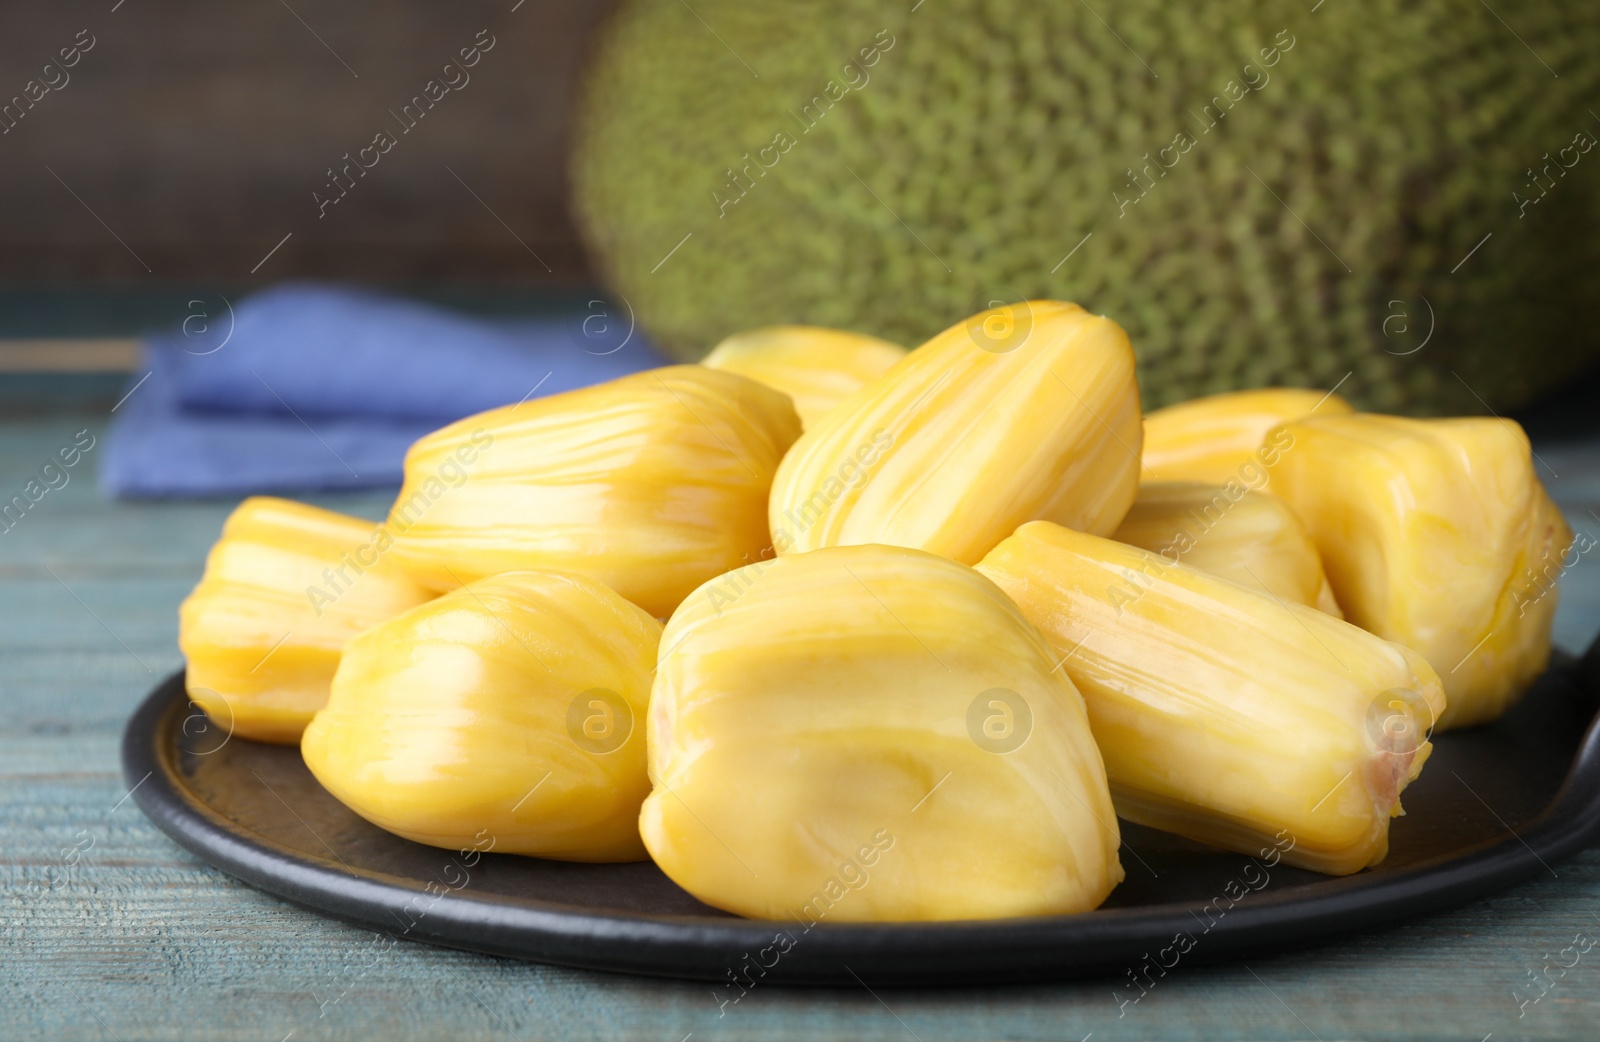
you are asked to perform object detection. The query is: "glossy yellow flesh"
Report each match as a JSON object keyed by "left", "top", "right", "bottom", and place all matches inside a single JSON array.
[
  {"left": 1114, "top": 481, "right": 1342, "bottom": 615},
  {"left": 644, "top": 543, "right": 1123, "bottom": 921},
  {"left": 178, "top": 497, "right": 432, "bottom": 743},
  {"left": 1143, "top": 387, "right": 1352, "bottom": 484},
  {"left": 301, "top": 571, "right": 661, "bottom": 862},
  {"left": 702, "top": 325, "right": 906, "bottom": 430},
  {"left": 1268, "top": 414, "right": 1570, "bottom": 729},
  {"left": 978, "top": 522, "right": 1446, "bottom": 875},
  {"left": 768, "top": 300, "right": 1142, "bottom": 563},
  {"left": 388, "top": 365, "right": 801, "bottom": 617}
]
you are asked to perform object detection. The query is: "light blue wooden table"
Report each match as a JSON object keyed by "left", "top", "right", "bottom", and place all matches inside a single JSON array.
[{"left": 6, "top": 402, "right": 1600, "bottom": 1042}]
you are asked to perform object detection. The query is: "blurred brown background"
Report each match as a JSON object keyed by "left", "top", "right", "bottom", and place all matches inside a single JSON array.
[{"left": 0, "top": 0, "right": 605, "bottom": 286}]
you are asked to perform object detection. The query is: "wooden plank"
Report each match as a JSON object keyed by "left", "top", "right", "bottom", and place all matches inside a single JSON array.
[
  {"left": 2, "top": 413, "right": 1600, "bottom": 1040},
  {"left": 0, "top": 1, "right": 604, "bottom": 282},
  {"left": 0, "top": 340, "right": 141, "bottom": 373}
]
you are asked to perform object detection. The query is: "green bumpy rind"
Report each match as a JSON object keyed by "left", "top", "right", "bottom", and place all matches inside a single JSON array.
[{"left": 572, "top": 0, "right": 1600, "bottom": 413}]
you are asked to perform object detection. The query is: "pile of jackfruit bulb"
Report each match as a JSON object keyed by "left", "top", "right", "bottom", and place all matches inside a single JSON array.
[{"left": 181, "top": 300, "right": 1571, "bottom": 922}]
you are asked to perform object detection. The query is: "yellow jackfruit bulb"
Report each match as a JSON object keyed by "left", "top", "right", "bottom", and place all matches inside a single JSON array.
[
  {"left": 388, "top": 365, "right": 802, "bottom": 617},
  {"left": 178, "top": 497, "right": 432, "bottom": 744},
  {"left": 768, "top": 300, "right": 1142, "bottom": 564},
  {"left": 701, "top": 325, "right": 907, "bottom": 430},
  {"left": 978, "top": 522, "right": 1446, "bottom": 876},
  {"left": 643, "top": 543, "right": 1123, "bottom": 921},
  {"left": 1113, "top": 481, "right": 1342, "bottom": 616},
  {"left": 1267, "top": 414, "right": 1572, "bottom": 730},
  {"left": 301, "top": 570, "right": 662, "bottom": 862},
  {"left": 1143, "top": 388, "right": 1353, "bottom": 484}
]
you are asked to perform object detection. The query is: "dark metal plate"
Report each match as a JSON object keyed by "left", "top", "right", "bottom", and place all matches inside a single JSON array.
[{"left": 123, "top": 646, "right": 1600, "bottom": 985}]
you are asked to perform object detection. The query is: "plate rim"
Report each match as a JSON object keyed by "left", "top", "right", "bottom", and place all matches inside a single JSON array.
[{"left": 123, "top": 660, "right": 1600, "bottom": 985}]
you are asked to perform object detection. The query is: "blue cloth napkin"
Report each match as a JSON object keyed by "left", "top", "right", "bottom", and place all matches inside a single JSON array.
[{"left": 101, "top": 283, "right": 668, "bottom": 499}]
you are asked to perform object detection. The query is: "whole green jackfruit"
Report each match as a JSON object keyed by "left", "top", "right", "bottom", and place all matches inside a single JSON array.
[{"left": 572, "top": 0, "right": 1600, "bottom": 413}]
